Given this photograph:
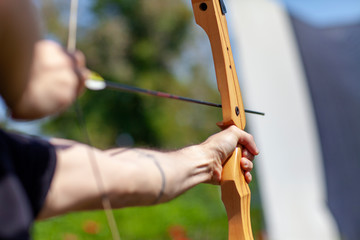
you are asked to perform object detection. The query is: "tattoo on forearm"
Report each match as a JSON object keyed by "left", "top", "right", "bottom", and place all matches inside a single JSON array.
[
  {"left": 108, "top": 148, "right": 132, "bottom": 156},
  {"left": 151, "top": 158, "right": 166, "bottom": 204},
  {"left": 135, "top": 150, "right": 166, "bottom": 204}
]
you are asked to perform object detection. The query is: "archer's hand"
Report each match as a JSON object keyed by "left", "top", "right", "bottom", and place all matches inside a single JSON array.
[
  {"left": 201, "top": 126, "right": 259, "bottom": 185},
  {"left": 11, "top": 40, "right": 89, "bottom": 120}
]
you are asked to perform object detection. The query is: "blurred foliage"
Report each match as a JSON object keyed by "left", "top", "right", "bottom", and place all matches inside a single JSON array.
[
  {"left": 35, "top": 0, "right": 264, "bottom": 239},
  {"left": 41, "top": 0, "right": 221, "bottom": 149},
  {"left": 34, "top": 185, "right": 229, "bottom": 240}
]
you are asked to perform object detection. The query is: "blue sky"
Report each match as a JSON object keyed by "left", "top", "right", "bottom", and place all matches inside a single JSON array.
[{"left": 279, "top": 0, "right": 360, "bottom": 27}]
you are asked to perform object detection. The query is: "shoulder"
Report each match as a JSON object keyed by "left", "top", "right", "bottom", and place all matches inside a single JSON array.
[{"left": 0, "top": 129, "right": 57, "bottom": 217}]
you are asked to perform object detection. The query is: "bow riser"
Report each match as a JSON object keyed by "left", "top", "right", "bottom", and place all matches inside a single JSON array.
[
  {"left": 222, "top": 148, "right": 253, "bottom": 239},
  {"left": 191, "top": 0, "right": 253, "bottom": 239}
]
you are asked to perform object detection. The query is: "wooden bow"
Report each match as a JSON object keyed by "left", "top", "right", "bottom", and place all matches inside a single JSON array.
[{"left": 190, "top": 0, "right": 253, "bottom": 239}]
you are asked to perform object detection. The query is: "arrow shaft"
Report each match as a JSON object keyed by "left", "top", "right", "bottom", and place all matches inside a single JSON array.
[{"left": 102, "top": 81, "right": 264, "bottom": 115}]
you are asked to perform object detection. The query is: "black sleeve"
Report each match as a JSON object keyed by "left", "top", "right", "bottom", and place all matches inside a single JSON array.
[{"left": 0, "top": 129, "right": 56, "bottom": 239}]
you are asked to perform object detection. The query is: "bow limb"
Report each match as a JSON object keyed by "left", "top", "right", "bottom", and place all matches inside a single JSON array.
[{"left": 191, "top": 0, "right": 253, "bottom": 239}]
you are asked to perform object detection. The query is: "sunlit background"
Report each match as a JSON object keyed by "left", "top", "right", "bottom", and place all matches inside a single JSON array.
[{"left": 2, "top": 0, "right": 360, "bottom": 239}]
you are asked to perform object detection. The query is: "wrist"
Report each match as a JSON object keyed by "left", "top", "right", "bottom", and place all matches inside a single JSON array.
[{"left": 177, "top": 144, "right": 216, "bottom": 184}]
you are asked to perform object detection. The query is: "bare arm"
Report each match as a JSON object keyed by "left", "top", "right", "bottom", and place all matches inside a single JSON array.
[{"left": 38, "top": 126, "right": 258, "bottom": 219}]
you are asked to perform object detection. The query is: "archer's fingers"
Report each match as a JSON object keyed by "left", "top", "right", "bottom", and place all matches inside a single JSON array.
[
  {"left": 242, "top": 148, "right": 255, "bottom": 161},
  {"left": 244, "top": 171, "right": 252, "bottom": 184},
  {"left": 73, "top": 50, "right": 90, "bottom": 95},
  {"left": 235, "top": 129, "right": 259, "bottom": 156},
  {"left": 241, "top": 158, "right": 253, "bottom": 172},
  {"left": 73, "top": 50, "right": 90, "bottom": 80},
  {"left": 224, "top": 126, "right": 259, "bottom": 155},
  {"left": 74, "top": 50, "right": 86, "bottom": 68}
]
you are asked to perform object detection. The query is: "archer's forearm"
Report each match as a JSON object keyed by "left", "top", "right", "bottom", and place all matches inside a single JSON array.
[
  {"left": 38, "top": 139, "right": 214, "bottom": 219},
  {"left": 105, "top": 146, "right": 215, "bottom": 206},
  {"left": 39, "top": 127, "right": 257, "bottom": 219}
]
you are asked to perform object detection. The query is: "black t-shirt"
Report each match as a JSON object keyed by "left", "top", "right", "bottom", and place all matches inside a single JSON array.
[{"left": 0, "top": 129, "right": 56, "bottom": 239}]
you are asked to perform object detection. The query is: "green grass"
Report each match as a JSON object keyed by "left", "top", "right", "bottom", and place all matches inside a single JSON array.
[{"left": 33, "top": 183, "right": 263, "bottom": 240}]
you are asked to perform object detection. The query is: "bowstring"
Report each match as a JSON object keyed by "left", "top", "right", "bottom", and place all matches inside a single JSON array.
[{"left": 68, "top": 1, "right": 121, "bottom": 239}]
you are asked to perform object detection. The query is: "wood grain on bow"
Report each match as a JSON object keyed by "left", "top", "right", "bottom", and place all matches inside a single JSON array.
[{"left": 191, "top": 0, "right": 253, "bottom": 239}]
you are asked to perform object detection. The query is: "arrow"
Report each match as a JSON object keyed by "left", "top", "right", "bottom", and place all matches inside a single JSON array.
[{"left": 85, "top": 78, "right": 265, "bottom": 116}]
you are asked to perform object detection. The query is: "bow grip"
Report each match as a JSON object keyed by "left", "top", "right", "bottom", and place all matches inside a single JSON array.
[{"left": 221, "top": 146, "right": 253, "bottom": 240}]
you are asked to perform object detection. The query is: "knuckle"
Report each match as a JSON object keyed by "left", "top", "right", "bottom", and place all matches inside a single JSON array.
[
  {"left": 249, "top": 134, "right": 254, "bottom": 141},
  {"left": 249, "top": 161, "right": 254, "bottom": 169}
]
